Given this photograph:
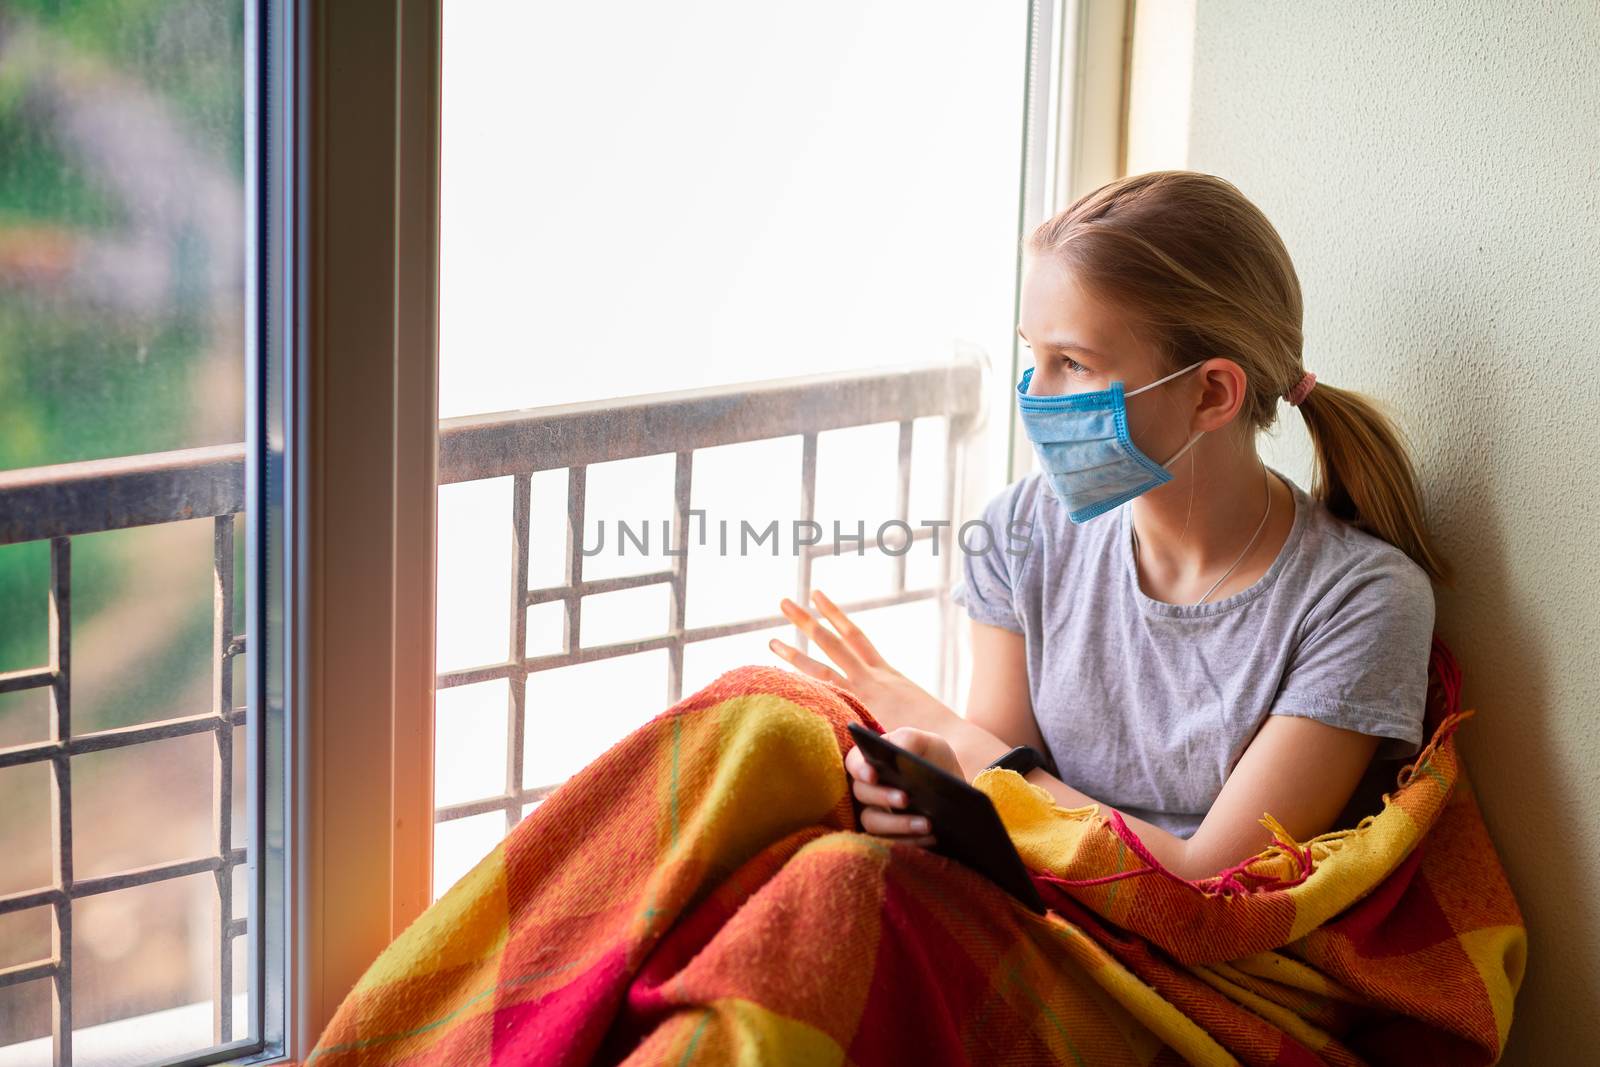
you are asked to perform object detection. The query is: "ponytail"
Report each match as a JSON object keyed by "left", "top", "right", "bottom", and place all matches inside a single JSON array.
[{"left": 1296, "top": 383, "right": 1451, "bottom": 583}]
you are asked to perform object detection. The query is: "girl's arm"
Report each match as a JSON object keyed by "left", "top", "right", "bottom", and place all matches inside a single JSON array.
[
  {"left": 960, "top": 619, "right": 1050, "bottom": 754},
  {"left": 942, "top": 653, "right": 1382, "bottom": 880},
  {"left": 773, "top": 595, "right": 1385, "bottom": 879}
]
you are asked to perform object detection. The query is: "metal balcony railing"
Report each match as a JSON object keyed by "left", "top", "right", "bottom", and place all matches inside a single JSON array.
[
  {"left": 0, "top": 355, "right": 984, "bottom": 1064},
  {"left": 0, "top": 446, "right": 248, "bottom": 1066},
  {"left": 433, "top": 357, "right": 984, "bottom": 830}
]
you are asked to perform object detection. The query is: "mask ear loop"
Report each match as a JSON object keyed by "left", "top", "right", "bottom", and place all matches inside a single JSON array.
[
  {"left": 1177, "top": 448, "right": 1196, "bottom": 549},
  {"left": 1132, "top": 366, "right": 1204, "bottom": 564},
  {"left": 1158, "top": 363, "right": 1203, "bottom": 550},
  {"left": 1129, "top": 445, "right": 1197, "bottom": 570}
]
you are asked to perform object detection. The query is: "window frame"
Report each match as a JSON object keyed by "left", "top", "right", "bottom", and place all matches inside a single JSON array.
[
  {"left": 280, "top": 0, "right": 441, "bottom": 1054},
  {"left": 1006, "top": 0, "right": 1135, "bottom": 482},
  {"left": 0, "top": 0, "right": 1124, "bottom": 1058},
  {"left": 279, "top": 0, "right": 1126, "bottom": 1053}
]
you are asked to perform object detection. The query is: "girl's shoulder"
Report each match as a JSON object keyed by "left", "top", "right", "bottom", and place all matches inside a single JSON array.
[{"left": 1285, "top": 477, "right": 1436, "bottom": 620}]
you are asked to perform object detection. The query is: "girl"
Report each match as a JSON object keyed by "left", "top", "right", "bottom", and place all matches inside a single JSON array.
[{"left": 770, "top": 170, "right": 1446, "bottom": 882}]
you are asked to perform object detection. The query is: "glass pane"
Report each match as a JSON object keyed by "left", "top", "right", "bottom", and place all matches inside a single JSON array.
[
  {"left": 0, "top": 1, "right": 263, "bottom": 1062},
  {"left": 434, "top": 680, "right": 509, "bottom": 809},
  {"left": 682, "top": 628, "right": 788, "bottom": 696},
  {"left": 434, "top": 477, "right": 512, "bottom": 674},
  {"left": 432, "top": 812, "right": 503, "bottom": 904},
  {"left": 435, "top": 0, "right": 1031, "bottom": 897},
  {"left": 522, "top": 650, "right": 671, "bottom": 788},
  {"left": 683, "top": 436, "right": 804, "bottom": 631},
  {"left": 72, "top": 735, "right": 214, "bottom": 880},
  {"left": 439, "top": 3, "right": 1028, "bottom": 417},
  {"left": 0, "top": 764, "right": 51, "bottom": 904},
  {"left": 71, "top": 522, "right": 217, "bottom": 735}
]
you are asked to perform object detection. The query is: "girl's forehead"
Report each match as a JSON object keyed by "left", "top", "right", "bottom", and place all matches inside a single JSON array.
[
  {"left": 1024, "top": 292, "right": 1164, "bottom": 379},
  {"left": 1018, "top": 261, "right": 1141, "bottom": 358}
]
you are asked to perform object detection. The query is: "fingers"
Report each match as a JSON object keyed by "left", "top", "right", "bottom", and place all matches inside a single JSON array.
[
  {"left": 851, "top": 775, "right": 906, "bottom": 811},
  {"left": 777, "top": 597, "right": 865, "bottom": 676},
  {"left": 767, "top": 635, "right": 849, "bottom": 688},
  {"left": 859, "top": 804, "right": 932, "bottom": 838},
  {"left": 844, "top": 746, "right": 906, "bottom": 807},
  {"left": 843, "top": 744, "right": 876, "bottom": 785},
  {"left": 808, "top": 588, "right": 886, "bottom": 668},
  {"left": 845, "top": 748, "right": 932, "bottom": 845}
]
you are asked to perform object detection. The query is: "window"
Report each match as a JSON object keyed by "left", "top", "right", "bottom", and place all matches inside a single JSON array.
[
  {"left": 0, "top": 2, "right": 286, "bottom": 1064},
  {"left": 430, "top": 0, "right": 1058, "bottom": 899},
  {"left": 2, "top": 0, "right": 1122, "bottom": 1057}
]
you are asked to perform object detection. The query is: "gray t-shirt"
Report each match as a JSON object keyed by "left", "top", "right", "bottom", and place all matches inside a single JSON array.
[{"left": 951, "top": 468, "right": 1435, "bottom": 840}]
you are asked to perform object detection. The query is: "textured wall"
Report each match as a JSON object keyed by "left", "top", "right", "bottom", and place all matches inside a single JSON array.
[{"left": 1184, "top": 2, "right": 1600, "bottom": 1060}]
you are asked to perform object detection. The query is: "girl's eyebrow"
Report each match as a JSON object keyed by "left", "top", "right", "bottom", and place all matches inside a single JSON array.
[{"left": 1016, "top": 326, "right": 1104, "bottom": 358}]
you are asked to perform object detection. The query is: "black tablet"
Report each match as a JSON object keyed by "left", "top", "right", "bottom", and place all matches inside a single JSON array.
[{"left": 846, "top": 722, "right": 1046, "bottom": 915}]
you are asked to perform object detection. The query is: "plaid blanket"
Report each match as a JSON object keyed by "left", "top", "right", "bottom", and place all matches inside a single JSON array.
[{"left": 305, "top": 639, "right": 1525, "bottom": 1065}]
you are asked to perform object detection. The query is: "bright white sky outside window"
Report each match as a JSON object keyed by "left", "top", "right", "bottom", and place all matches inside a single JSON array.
[{"left": 434, "top": 0, "right": 1030, "bottom": 896}]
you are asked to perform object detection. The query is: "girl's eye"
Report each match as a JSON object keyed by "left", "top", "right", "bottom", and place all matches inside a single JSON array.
[{"left": 1021, "top": 343, "right": 1093, "bottom": 378}]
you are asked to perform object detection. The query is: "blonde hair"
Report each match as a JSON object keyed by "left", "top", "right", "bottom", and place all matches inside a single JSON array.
[{"left": 1025, "top": 170, "right": 1450, "bottom": 583}]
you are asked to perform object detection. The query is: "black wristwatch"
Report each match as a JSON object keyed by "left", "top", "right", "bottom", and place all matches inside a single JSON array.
[{"left": 983, "top": 744, "right": 1056, "bottom": 778}]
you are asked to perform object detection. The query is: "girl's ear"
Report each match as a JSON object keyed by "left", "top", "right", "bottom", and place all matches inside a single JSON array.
[{"left": 1192, "top": 357, "right": 1248, "bottom": 432}]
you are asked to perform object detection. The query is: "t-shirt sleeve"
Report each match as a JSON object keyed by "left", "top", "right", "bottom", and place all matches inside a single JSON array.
[
  {"left": 949, "top": 481, "right": 1028, "bottom": 635},
  {"left": 1268, "top": 550, "right": 1436, "bottom": 761}
]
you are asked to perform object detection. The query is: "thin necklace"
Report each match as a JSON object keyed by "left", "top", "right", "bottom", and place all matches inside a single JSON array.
[{"left": 1132, "top": 463, "right": 1273, "bottom": 606}]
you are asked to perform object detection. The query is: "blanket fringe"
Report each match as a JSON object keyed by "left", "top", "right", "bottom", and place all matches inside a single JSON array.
[{"left": 1041, "top": 706, "right": 1478, "bottom": 900}]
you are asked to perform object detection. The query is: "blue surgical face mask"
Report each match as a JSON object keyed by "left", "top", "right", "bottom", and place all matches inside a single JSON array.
[{"left": 1016, "top": 361, "right": 1205, "bottom": 523}]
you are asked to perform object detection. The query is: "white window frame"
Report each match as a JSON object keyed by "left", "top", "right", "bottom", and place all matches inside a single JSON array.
[
  {"left": 278, "top": 0, "right": 1132, "bottom": 1054},
  {"left": 1007, "top": 0, "right": 1134, "bottom": 481},
  {"left": 282, "top": 0, "right": 440, "bottom": 1054}
]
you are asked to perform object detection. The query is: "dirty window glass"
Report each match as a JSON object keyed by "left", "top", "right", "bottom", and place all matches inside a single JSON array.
[{"left": 0, "top": 2, "right": 263, "bottom": 1065}]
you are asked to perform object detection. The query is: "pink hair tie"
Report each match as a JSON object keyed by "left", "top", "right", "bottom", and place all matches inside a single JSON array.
[{"left": 1285, "top": 371, "right": 1317, "bottom": 407}]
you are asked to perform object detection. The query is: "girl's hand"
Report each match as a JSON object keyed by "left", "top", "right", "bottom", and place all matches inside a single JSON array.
[
  {"left": 769, "top": 588, "right": 953, "bottom": 733},
  {"left": 844, "top": 727, "right": 963, "bottom": 847}
]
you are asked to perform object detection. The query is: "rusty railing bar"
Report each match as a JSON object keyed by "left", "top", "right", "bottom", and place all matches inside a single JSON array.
[
  {"left": 563, "top": 467, "right": 586, "bottom": 654},
  {"left": 0, "top": 711, "right": 246, "bottom": 771},
  {"left": 0, "top": 666, "right": 53, "bottom": 694},
  {"left": 938, "top": 413, "right": 972, "bottom": 702},
  {"left": 435, "top": 783, "right": 560, "bottom": 825},
  {"left": 435, "top": 587, "right": 944, "bottom": 692},
  {"left": 504, "top": 474, "right": 531, "bottom": 835},
  {"left": 0, "top": 885, "right": 57, "bottom": 913},
  {"left": 0, "top": 358, "right": 981, "bottom": 547},
  {"left": 524, "top": 634, "right": 674, "bottom": 673},
  {"left": 0, "top": 848, "right": 249, "bottom": 915},
  {"left": 0, "top": 958, "right": 57, "bottom": 990},
  {"left": 677, "top": 590, "right": 940, "bottom": 643},
  {"left": 0, "top": 442, "right": 246, "bottom": 546},
  {"left": 211, "top": 514, "right": 237, "bottom": 1043},
  {"left": 433, "top": 663, "right": 517, "bottom": 690},
  {"left": 436, "top": 357, "right": 982, "bottom": 485},
  {"left": 893, "top": 418, "right": 914, "bottom": 593},
  {"left": 665, "top": 450, "right": 691, "bottom": 704},
  {"left": 526, "top": 568, "right": 677, "bottom": 606},
  {"left": 794, "top": 432, "right": 818, "bottom": 656},
  {"left": 49, "top": 537, "right": 72, "bottom": 1067},
  {"left": 68, "top": 849, "right": 247, "bottom": 900}
]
